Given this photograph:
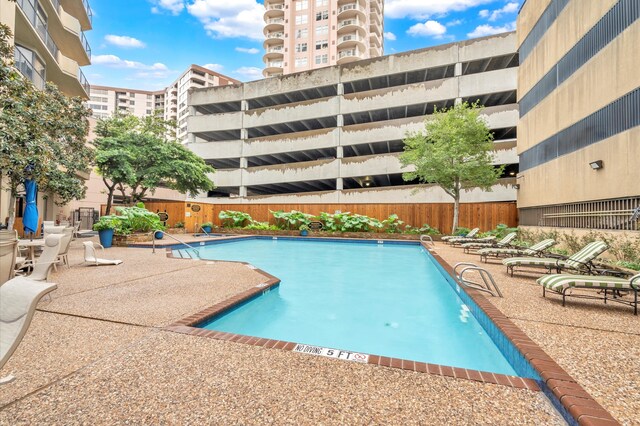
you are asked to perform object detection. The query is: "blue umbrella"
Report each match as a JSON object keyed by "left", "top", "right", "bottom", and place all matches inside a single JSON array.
[{"left": 23, "top": 178, "right": 38, "bottom": 239}]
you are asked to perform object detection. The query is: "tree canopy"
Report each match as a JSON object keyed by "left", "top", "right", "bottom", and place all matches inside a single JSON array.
[
  {"left": 400, "top": 102, "right": 504, "bottom": 233},
  {"left": 94, "top": 113, "right": 215, "bottom": 214},
  {"left": 0, "top": 24, "right": 92, "bottom": 229}
]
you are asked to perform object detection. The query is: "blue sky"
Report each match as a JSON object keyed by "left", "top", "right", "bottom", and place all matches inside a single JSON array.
[{"left": 86, "top": 0, "right": 520, "bottom": 90}]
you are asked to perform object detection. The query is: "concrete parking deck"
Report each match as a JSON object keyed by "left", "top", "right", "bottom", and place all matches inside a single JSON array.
[{"left": 1, "top": 237, "right": 636, "bottom": 424}]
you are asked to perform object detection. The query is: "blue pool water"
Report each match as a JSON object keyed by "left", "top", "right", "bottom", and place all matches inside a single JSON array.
[{"left": 180, "top": 238, "right": 518, "bottom": 376}]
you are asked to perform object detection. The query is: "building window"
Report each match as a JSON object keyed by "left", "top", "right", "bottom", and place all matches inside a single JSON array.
[
  {"left": 315, "top": 11, "right": 328, "bottom": 21},
  {"left": 315, "top": 25, "right": 328, "bottom": 35},
  {"left": 296, "top": 28, "right": 308, "bottom": 39},
  {"left": 295, "top": 43, "right": 308, "bottom": 53},
  {"left": 315, "top": 54, "right": 328, "bottom": 64},
  {"left": 295, "top": 57, "right": 308, "bottom": 67},
  {"left": 295, "top": 0, "right": 308, "bottom": 11},
  {"left": 14, "top": 45, "right": 45, "bottom": 89},
  {"left": 295, "top": 15, "right": 308, "bottom": 25},
  {"left": 315, "top": 0, "right": 328, "bottom": 6},
  {"left": 315, "top": 39, "right": 328, "bottom": 50},
  {"left": 129, "top": 100, "right": 135, "bottom": 105},
  {"left": 146, "top": 101, "right": 152, "bottom": 107}
]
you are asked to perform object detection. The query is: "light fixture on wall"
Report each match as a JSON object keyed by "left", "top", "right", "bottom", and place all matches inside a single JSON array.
[
  {"left": 589, "top": 160, "right": 604, "bottom": 170},
  {"left": 512, "top": 184, "right": 520, "bottom": 190},
  {"left": 362, "top": 176, "right": 374, "bottom": 188}
]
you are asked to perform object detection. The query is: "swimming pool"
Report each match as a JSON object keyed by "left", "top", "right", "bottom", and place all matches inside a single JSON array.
[{"left": 176, "top": 238, "right": 528, "bottom": 377}]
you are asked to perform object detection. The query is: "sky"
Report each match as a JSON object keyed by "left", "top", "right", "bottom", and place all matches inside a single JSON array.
[{"left": 85, "top": 0, "right": 521, "bottom": 90}]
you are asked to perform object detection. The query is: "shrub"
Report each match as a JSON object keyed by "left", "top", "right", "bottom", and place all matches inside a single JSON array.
[
  {"left": 219, "top": 210, "right": 253, "bottom": 228},
  {"left": 112, "top": 204, "right": 165, "bottom": 235},
  {"left": 270, "top": 210, "right": 313, "bottom": 230},
  {"left": 404, "top": 224, "right": 440, "bottom": 235},
  {"left": 381, "top": 214, "right": 404, "bottom": 234},
  {"left": 481, "top": 223, "right": 518, "bottom": 239},
  {"left": 174, "top": 221, "right": 185, "bottom": 229},
  {"left": 317, "top": 212, "right": 384, "bottom": 233},
  {"left": 453, "top": 227, "right": 470, "bottom": 236},
  {"left": 244, "top": 221, "right": 279, "bottom": 231},
  {"left": 93, "top": 216, "right": 118, "bottom": 232}
]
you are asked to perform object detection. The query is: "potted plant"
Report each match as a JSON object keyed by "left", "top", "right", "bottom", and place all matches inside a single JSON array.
[
  {"left": 201, "top": 222, "right": 213, "bottom": 233},
  {"left": 299, "top": 224, "right": 310, "bottom": 236},
  {"left": 93, "top": 216, "right": 118, "bottom": 248},
  {"left": 154, "top": 229, "right": 164, "bottom": 239}
]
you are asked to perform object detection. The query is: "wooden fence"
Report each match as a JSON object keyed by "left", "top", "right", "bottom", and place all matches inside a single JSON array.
[{"left": 103, "top": 201, "right": 518, "bottom": 234}]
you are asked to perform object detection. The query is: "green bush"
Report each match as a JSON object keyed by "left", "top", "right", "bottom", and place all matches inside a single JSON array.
[
  {"left": 481, "top": 223, "right": 518, "bottom": 239},
  {"left": 270, "top": 210, "right": 313, "bottom": 230},
  {"left": 381, "top": 214, "right": 404, "bottom": 233},
  {"left": 453, "top": 227, "right": 470, "bottom": 236},
  {"left": 174, "top": 221, "right": 185, "bottom": 228},
  {"left": 317, "top": 212, "right": 384, "bottom": 233},
  {"left": 244, "top": 221, "right": 279, "bottom": 231},
  {"left": 112, "top": 204, "right": 165, "bottom": 235},
  {"left": 404, "top": 224, "right": 440, "bottom": 235},
  {"left": 93, "top": 216, "right": 118, "bottom": 232},
  {"left": 219, "top": 210, "right": 253, "bottom": 228}
]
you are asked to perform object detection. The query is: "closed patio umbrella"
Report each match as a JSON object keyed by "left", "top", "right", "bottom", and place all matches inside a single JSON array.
[{"left": 23, "top": 178, "right": 38, "bottom": 240}]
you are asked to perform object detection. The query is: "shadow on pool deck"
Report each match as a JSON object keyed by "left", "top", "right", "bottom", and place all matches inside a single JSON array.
[{"left": 1, "top": 238, "right": 635, "bottom": 424}]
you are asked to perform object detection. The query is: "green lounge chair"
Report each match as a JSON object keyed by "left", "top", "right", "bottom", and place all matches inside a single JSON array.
[
  {"left": 461, "top": 232, "right": 517, "bottom": 254},
  {"left": 537, "top": 273, "right": 640, "bottom": 315},
  {"left": 478, "top": 238, "right": 556, "bottom": 263},
  {"left": 451, "top": 235, "right": 495, "bottom": 246},
  {"left": 502, "top": 241, "right": 608, "bottom": 277},
  {"left": 442, "top": 228, "right": 479, "bottom": 243}
]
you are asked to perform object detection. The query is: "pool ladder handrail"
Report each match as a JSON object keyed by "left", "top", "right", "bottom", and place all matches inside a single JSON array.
[
  {"left": 194, "top": 222, "right": 211, "bottom": 237},
  {"left": 152, "top": 230, "right": 200, "bottom": 259},
  {"left": 420, "top": 234, "right": 435, "bottom": 248},
  {"left": 453, "top": 262, "right": 503, "bottom": 297}
]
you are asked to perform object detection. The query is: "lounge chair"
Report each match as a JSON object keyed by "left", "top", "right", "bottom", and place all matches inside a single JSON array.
[
  {"left": 442, "top": 227, "right": 479, "bottom": 242},
  {"left": 461, "top": 232, "right": 517, "bottom": 254},
  {"left": 478, "top": 238, "right": 556, "bottom": 263},
  {"left": 537, "top": 273, "right": 640, "bottom": 315},
  {"left": 0, "top": 240, "right": 18, "bottom": 286},
  {"left": 54, "top": 227, "right": 74, "bottom": 269},
  {"left": 0, "top": 277, "right": 57, "bottom": 384},
  {"left": 451, "top": 235, "right": 496, "bottom": 246},
  {"left": 17, "top": 234, "right": 64, "bottom": 282},
  {"left": 83, "top": 241, "right": 123, "bottom": 266},
  {"left": 502, "top": 241, "right": 609, "bottom": 277}
]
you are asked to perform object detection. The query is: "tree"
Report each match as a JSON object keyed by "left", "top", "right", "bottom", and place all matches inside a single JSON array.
[
  {"left": 0, "top": 24, "right": 92, "bottom": 230},
  {"left": 400, "top": 102, "right": 504, "bottom": 234},
  {"left": 94, "top": 113, "right": 215, "bottom": 214}
]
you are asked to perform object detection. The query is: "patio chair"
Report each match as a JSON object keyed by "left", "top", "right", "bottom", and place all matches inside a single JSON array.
[
  {"left": 450, "top": 235, "right": 496, "bottom": 247},
  {"left": 461, "top": 232, "right": 517, "bottom": 254},
  {"left": 478, "top": 238, "right": 556, "bottom": 263},
  {"left": 441, "top": 227, "right": 479, "bottom": 242},
  {"left": 22, "top": 234, "right": 64, "bottom": 282},
  {"left": 54, "top": 227, "right": 74, "bottom": 269},
  {"left": 83, "top": 241, "right": 123, "bottom": 266},
  {"left": 0, "top": 277, "right": 57, "bottom": 384},
  {"left": 502, "top": 241, "right": 609, "bottom": 277},
  {"left": 537, "top": 273, "right": 640, "bottom": 315},
  {"left": 0, "top": 240, "right": 18, "bottom": 286}
]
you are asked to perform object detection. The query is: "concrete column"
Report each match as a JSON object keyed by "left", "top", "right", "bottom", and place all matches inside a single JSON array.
[
  {"left": 336, "top": 178, "right": 343, "bottom": 190},
  {"left": 337, "top": 83, "right": 344, "bottom": 95},
  {"left": 241, "top": 100, "right": 248, "bottom": 111},
  {"left": 337, "top": 114, "right": 343, "bottom": 127},
  {"left": 239, "top": 186, "right": 247, "bottom": 197},
  {"left": 186, "top": 133, "right": 195, "bottom": 144},
  {"left": 240, "top": 158, "right": 248, "bottom": 168},
  {"left": 454, "top": 62, "right": 462, "bottom": 77},
  {"left": 336, "top": 146, "right": 343, "bottom": 159},
  {"left": 455, "top": 97, "right": 463, "bottom": 105},
  {"left": 240, "top": 129, "right": 248, "bottom": 139}
]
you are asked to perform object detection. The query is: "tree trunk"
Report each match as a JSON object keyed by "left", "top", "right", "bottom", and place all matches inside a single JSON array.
[
  {"left": 7, "top": 192, "right": 16, "bottom": 231},
  {"left": 452, "top": 193, "right": 460, "bottom": 235},
  {"left": 103, "top": 178, "right": 115, "bottom": 215}
]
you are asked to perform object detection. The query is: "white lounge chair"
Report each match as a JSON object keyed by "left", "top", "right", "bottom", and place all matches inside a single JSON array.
[
  {"left": 0, "top": 277, "right": 57, "bottom": 384},
  {"left": 0, "top": 240, "right": 18, "bottom": 286},
  {"left": 54, "top": 227, "right": 74, "bottom": 269},
  {"left": 23, "top": 234, "right": 64, "bottom": 282},
  {"left": 83, "top": 241, "right": 123, "bottom": 266}
]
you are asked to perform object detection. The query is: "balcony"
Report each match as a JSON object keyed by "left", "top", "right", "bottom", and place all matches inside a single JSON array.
[
  {"left": 337, "top": 3, "right": 366, "bottom": 19},
  {"left": 263, "top": 60, "right": 284, "bottom": 76},
  {"left": 263, "top": 45, "right": 284, "bottom": 62},
  {"left": 337, "top": 32, "right": 366, "bottom": 50},
  {"left": 264, "top": 18, "right": 285, "bottom": 35},
  {"left": 337, "top": 48, "right": 364, "bottom": 64},
  {"left": 17, "top": 0, "right": 59, "bottom": 58},
  {"left": 263, "top": 2, "right": 284, "bottom": 19},
  {"left": 337, "top": 18, "right": 366, "bottom": 35},
  {"left": 263, "top": 32, "right": 284, "bottom": 49},
  {"left": 14, "top": 47, "right": 45, "bottom": 90}
]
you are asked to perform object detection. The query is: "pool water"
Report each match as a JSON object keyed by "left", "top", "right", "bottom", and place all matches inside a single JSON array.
[{"left": 181, "top": 238, "right": 518, "bottom": 376}]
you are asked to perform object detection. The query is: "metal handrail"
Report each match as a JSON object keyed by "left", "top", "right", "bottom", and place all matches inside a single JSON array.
[
  {"left": 420, "top": 234, "right": 435, "bottom": 248},
  {"left": 152, "top": 230, "right": 200, "bottom": 258},
  {"left": 453, "top": 262, "right": 503, "bottom": 297}
]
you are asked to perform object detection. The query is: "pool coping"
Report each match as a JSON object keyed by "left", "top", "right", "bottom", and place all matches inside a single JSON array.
[{"left": 162, "top": 237, "right": 619, "bottom": 426}]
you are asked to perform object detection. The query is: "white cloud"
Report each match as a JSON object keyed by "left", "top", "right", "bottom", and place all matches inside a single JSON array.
[
  {"left": 467, "top": 22, "right": 516, "bottom": 38},
  {"left": 104, "top": 35, "right": 146, "bottom": 49},
  {"left": 235, "top": 47, "right": 260, "bottom": 54},
  {"left": 407, "top": 20, "right": 447, "bottom": 38},
  {"left": 233, "top": 66, "right": 263, "bottom": 81},
  {"left": 447, "top": 19, "right": 464, "bottom": 27},
  {"left": 386, "top": 0, "right": 495, "bottom": 19},
  {"left": 384, "top": 32, "right": 397, "bottom": 41},
  {"left": 482, "top": 2, "right": 519, "bottom": 21},
  {"left": 187, "top": 0, "right": 264, "bottom": 40},
  {"left": 92, "top": 54, "right": 168, "bottom": 71},
  {"left": 150, "top": 0, "right": 184, "bottom": 15},
  {"left": 203, "top": 63, "right": 224, "bottom": 72}
]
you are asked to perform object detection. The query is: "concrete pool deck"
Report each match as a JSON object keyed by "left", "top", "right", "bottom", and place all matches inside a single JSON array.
[{"left": 0, "top": 237, "right": 637, "bottom": 424}]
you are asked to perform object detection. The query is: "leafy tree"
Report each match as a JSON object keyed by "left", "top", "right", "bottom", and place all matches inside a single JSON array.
[
  {"left": 400, "top": 102, "right": 504, "bottom": 234},
  {"left": 94, "top": 113, "right": 215, "bottom": 214},
  {"left": 0, "top": 24, "right": 92, "bottom": 230}
]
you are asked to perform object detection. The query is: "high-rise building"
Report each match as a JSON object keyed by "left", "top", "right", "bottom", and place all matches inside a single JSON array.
[
  {"left": 0, "top": 0, "right": 92, "bottom": 98},
  {"left": 516, "top": 0, "right": 640, "bottom": 231},
  {"left": 189, "top": 33, "right": 518, "bottom": 204},
  {"left": 87, "top": 65, "right": 239, "bottom": 141},
  {"left": 263, "top": 0, "right": 383, "bottom": 77}
]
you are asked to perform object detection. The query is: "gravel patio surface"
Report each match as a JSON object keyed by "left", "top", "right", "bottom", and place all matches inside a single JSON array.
[{"left": 3, "top": 237, "right": 624, "bottom": 424}]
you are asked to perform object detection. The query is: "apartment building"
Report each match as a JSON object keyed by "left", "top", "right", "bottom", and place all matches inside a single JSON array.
[
  {"left": 188, "top": 32, "right": 519, "bottom": 204},
  {"left": 516, "top": 0, "right": 640, "bottom": 231},
  {"left": 1, "top": 0, "right": 92, "bottom": 98},
  {"left": 88, "top": 65, "right": 239, "bottom": 141},
  {"left": 263, "top": 0, "right": 383, "bottom": 77},
  {"left": 87, "top": 86, "right": 164, "bottom": 119}
]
